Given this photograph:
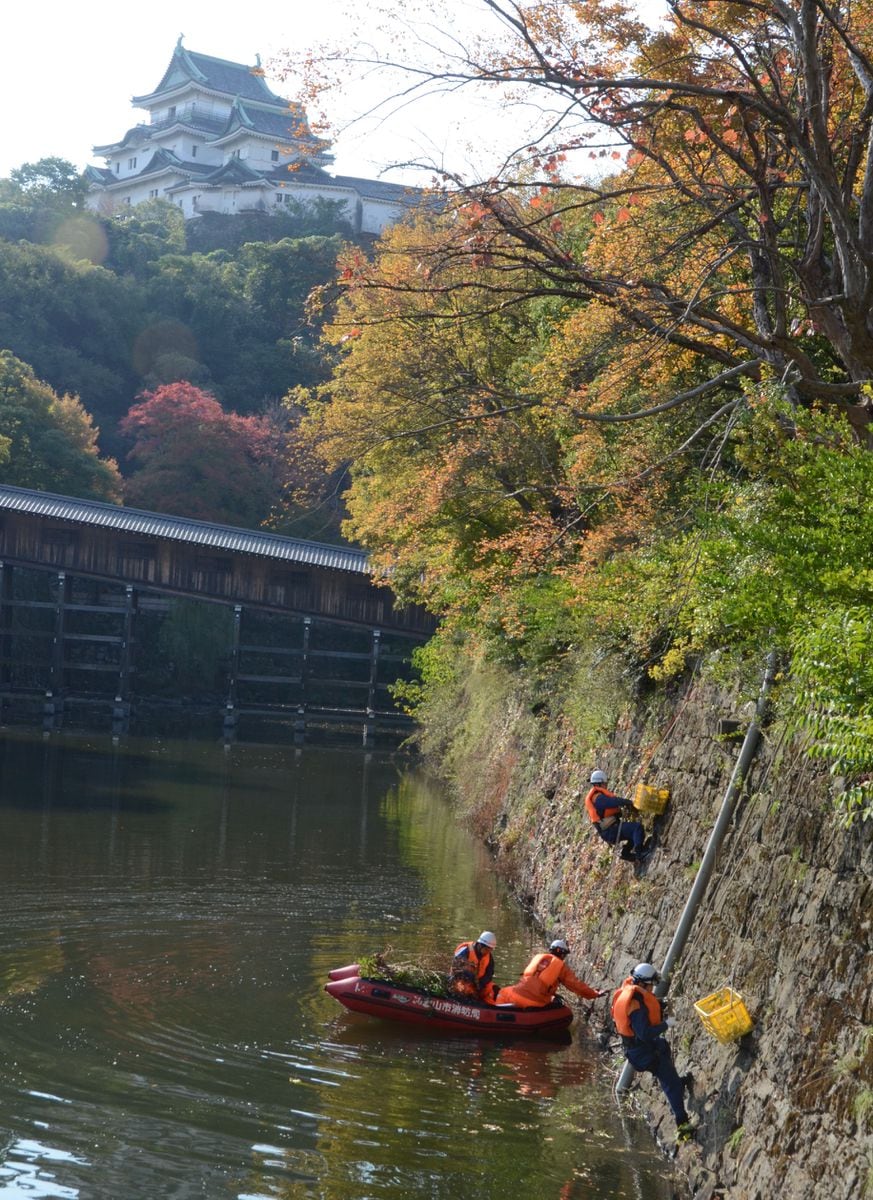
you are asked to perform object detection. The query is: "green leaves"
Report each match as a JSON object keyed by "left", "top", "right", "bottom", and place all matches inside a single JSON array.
[
  {"left": 614, "top": 397, "right": 873, "bottom": 821},
  {"left": 0, "top": 350, "right": 121, "bottom": 501},
  {"left": 789, "top": 608, "right": 873, "bottom": 825}
]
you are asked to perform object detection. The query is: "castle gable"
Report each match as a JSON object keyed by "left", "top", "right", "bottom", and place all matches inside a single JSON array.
[{"left": 133, "top": 39, "right": 286, "bottom": 108}]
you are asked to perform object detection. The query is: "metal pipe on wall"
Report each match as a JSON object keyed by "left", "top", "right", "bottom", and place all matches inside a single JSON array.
[{"left": 616, "top": 650, "right": 777, "bottom": 1096}]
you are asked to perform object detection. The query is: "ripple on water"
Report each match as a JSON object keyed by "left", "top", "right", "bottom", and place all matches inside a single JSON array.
[{"left": 0, "top": 1139, "right": 86, "bottom": 1199}]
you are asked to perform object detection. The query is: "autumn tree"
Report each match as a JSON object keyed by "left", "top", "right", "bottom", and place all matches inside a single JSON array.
[
  {"left": 119, "top": 382, "right": 285, "bottom": 527},
  {"left": 288, "top": 0, "right": 873, "bottom": 436},
  {"left": 0, "top": 351, "right": 121, "bottom": 500},
  {"left": 286, "top": 2, "right": 873, "bottom": 814},
  {"left": 297, "top": 213, "right": 588, "bottom": 617}
]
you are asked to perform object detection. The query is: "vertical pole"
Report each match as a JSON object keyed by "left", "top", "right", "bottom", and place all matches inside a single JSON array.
[
  {"left": 0, "top": 561, "right": 12, "bottom": 713},
  {"left": 115, "top": 584, "right": 137, "bottom": 727},
  {"left": 364, "top": 628, "right": 381, "bottom": 746},
  {"left": 295, "top": 617, "right": 311, "bottom": 743},
  {"left": 616, "top": 652, "right": 777, "bottom": 1095},
  {"left": 224, "top": 604, "right": 242, "bottom": 733},
  {"left": 48, "top": 571, "right": 70, "bottom": 718}
]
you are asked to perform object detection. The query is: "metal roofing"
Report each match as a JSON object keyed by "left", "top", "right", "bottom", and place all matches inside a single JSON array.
[
  {"left": 331, "top": 173, "right": 423, "bottom": 204},
  {"left": 0, "top": 486, "right": 369, "bottom": 576},
  {"left": 134, "top": 45, "right": 289, "bottom": 108},
  {"left": 223, "top": 102, "right": 314, "bottom": 142}
]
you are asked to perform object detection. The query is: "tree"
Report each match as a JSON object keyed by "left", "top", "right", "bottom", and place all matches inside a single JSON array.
[
  {"left": 0, "top": 238, "right": 143, "bottom": 443},
  {"left": 9, "top": 157, "right": 87, "bottom": 209},
  {"left": 0, "top": 351, "right": 122, "bottom": 500},
  {"left": 119, "top": 382, "right": 285, "bottom": 527},
  {"left": 288, "top": 0, "right": 873, "bottom": 440},
  {"left": 297, "top": 213, "right": 583, "bottom": 615},
  {"left": 286, "top": 4, "right": 873, "bottom": 813},
  {"left": 104, "top": 200, "right": 186, "bottom": 278},
  {"left": 143, "top": 238, "right": 340, "bottom": 410}
]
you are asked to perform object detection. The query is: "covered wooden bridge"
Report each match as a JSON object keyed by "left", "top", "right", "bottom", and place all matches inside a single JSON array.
[{"left": 0, "top": 486, "right": 436, "bottom": 739}]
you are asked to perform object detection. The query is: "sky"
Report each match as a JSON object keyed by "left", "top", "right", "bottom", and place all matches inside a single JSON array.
[{"left": 0, "top": 0, "right": 536, "bottom": 187}]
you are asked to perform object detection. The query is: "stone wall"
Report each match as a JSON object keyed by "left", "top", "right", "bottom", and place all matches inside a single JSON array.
[{"left": 458, "top": 676, "right": 872, "bottom": 1199}]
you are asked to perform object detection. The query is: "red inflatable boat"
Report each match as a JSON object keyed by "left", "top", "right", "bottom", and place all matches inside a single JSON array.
[{"left": 324, "top": 964, "right": 574, "bottom": 1036}]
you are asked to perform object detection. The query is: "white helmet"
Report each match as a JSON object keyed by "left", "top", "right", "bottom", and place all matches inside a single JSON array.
[
  {"left": 549, "top": 939, "right": 569, "bottom": 953},
  {"left": 590, "top": 769, "right": 607, "bottom": 784},
  {"left": 631, "top": 962, "right": 659, "bottom": 983},
  {"left": 477, "top": 931, "right": 497, "bottom": 949}
]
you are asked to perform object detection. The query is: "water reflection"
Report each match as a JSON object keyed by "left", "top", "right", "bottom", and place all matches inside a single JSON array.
[{"left": 0, "top": 728, "right": 675, "bottom": 1199}]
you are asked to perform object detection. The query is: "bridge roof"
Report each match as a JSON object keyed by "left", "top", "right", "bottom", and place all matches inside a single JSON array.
[{"left": 0, "top": 487, "right": 369, "bottom": 575}]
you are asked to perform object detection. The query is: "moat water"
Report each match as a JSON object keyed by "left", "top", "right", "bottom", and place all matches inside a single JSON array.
[{"left": 0, "top": 727, "right": 677, "bottom": 1198}]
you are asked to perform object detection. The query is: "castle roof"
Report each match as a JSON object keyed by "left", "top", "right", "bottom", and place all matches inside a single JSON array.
[
  {"left": 187, "top": 157, "right": 268, "bottom": 187},
  {"left": 93, "top": 112, "right": 228, "bottom": 155},
  {"left": 132, "top": 39, "right": 287, "bottom": 108},
  {"left": 331, "top": 173, "right": 420, "bottom": 204}
]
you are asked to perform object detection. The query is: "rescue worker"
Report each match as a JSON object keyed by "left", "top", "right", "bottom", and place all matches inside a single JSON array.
[
  {"left": 495, "top": 939, "right": 607, "bottom": 1008},
  {"left": 612, "top": 962, "right": 695, "bottom": 1142},
  {"left": 584, "top": 769, "right": 650, "bottom": 862},
  {"left": 449, "top": 931, "right": 497, "bottom": 1004}
]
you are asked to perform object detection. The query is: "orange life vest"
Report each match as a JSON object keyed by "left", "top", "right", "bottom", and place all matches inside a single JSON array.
[
  {"left": 584, "top": 785, "right": 622, "bottom": 828},
  {"left": 526, "top": 952, "right": 565, "bottom": 993},
  {"left": 611, "top": 977, "right": 663, "bottom": 1037},
  {"left": 495, "top": 952, "right": 565, "bottom": 1007},
  {"left": 450, "top": 941, "right": 493, "bottom": 999}
]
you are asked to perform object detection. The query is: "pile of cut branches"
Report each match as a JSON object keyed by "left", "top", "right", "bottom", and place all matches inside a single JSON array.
[{"left": 358, "top": 950, "right": 449, "bottom": 996}]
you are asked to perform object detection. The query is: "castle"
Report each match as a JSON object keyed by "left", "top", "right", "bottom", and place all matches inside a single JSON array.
[{"left": 85, "top": 38, "right": 417, "bottom": 235}]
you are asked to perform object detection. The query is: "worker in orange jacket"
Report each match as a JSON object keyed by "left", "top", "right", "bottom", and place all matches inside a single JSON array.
[
  {"left": 496, "top": 939, "right": 607, "bottom": 1008},
  {"left": 449, "top": 931, "right": 498, "bottom": 1004},
  {"left": 584, "top": 769, "right": 650, "bottom": 862},
  {"left": 612, "top": 962, "right": 694, "bottom": 1141}
]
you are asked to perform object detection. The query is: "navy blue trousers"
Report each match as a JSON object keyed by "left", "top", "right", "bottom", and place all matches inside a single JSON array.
[
  {"left": 625, "top": 1038, "right": 688, "bottom": 1124},
  {"left": 600, "top": 819, "right": 645, "bottom": 855}
]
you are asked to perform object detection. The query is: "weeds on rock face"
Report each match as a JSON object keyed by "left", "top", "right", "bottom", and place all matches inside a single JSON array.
[{"left": 727, "top": 1126, "right": 745, "bottom": 1152}]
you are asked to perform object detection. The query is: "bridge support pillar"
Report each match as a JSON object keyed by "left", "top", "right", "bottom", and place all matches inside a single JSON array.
[
  {"left": 224, "top": 604, "right": 243, "bottom": 733},
  {"left": 0, "top": 561, "right": 12, "bottom": 719},
  {"left": 293, "top": 617, "right": 312, "bottom": 745},
  {"left": 113, "top": 584, "right": 138, "bottom": 731},
  {"left": 300, "top": 617, "right": 311, "bottom": 708},
  {"left": 363, "top": 628, "right": 381, "bottom": 746},
  {"left": 46, "top": 571, "right": 71, "bottom": 723}
]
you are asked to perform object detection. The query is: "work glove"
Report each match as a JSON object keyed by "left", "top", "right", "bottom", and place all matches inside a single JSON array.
[{"left": 665, "top": 1017, "right": 677, "bottom": 1028}]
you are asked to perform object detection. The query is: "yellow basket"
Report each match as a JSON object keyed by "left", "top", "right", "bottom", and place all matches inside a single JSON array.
[
  {"left": 633, "top": 783, "right": 671, "bottom": 815},
  {"left": 694, "top": 987, "right": 754, "bottom": 1043}
]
